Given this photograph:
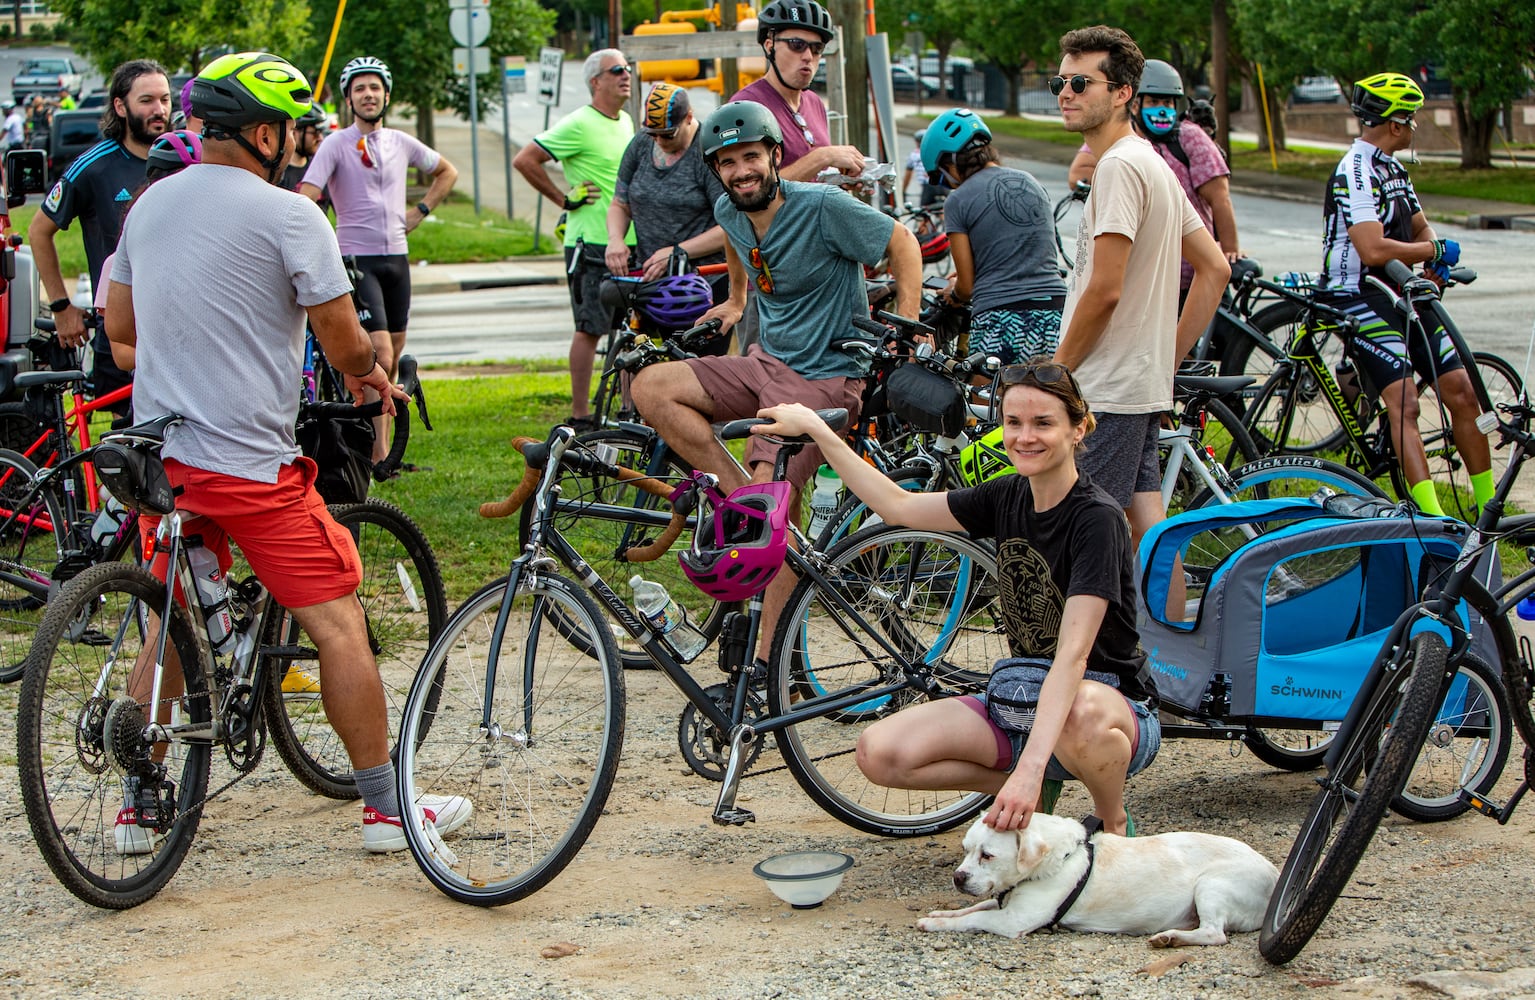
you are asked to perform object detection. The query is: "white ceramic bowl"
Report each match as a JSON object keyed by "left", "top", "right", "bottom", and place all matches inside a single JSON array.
[{"left": 752, "top": 851, "right": 855, "bottom": 908}]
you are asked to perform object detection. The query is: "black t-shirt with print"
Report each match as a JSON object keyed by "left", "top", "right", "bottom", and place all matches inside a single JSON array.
[
  {"left": 946, "top": 472, "right": 1154, "bottom": 703},
  {"left": 41, "top": 138, "right": 147, "bottom": 291}
]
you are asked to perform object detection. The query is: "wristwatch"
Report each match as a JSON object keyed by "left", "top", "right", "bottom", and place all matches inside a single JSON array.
[
  {"left": 417, "top": 201, "right": 431, "bottom": 217},
  {"left": 48, "top": 296, "right": 71, "bottom": 313}
]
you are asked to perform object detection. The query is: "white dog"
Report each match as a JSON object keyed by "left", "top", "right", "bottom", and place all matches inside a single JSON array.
[{"left": 917, "top": 813, "right": 1278, "bottom": 946}]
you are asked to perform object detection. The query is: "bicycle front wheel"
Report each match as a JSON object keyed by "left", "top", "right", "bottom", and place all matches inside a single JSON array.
[
  {"left": 0, "top": 449, "right": 65, "bottom": 683},
  {"left": 396, "top": 571, "right": 625, "bottom": 905},
  {"left": 1260, "top": 631, "right": 1449, "bottom": 964},
  {"left": 16, "top": 561, "right": 211, "bottom": 909},
  {"left": 768, "top": 526, "right": 1006, "bottom": 837},
  {"left": 262, "top": 498, "right": 448, "bottom": 798}
]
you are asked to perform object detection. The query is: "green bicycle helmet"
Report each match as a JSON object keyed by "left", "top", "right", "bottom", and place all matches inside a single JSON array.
[
  {"left": 920, "top": 107, "right": 990, "bottom": 174},
  {"left": 701, "top": 100, "right": 784, "bottom": 159},
  {"left": 755, "top": 0, "right": 835, "bottom": 43},
  {"left": 191, "top": 52, "right": 313, "bottom": 129},
  {"left": 1351, "top": 72, "right": 1423, "bottom": 125},
  {"left": 957, "top": 425, "right": 1016, "bottom": 486}
]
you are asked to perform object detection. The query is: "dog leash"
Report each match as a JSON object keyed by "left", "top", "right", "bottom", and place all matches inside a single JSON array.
[{"left": 1043, "top": 838, "right": 1096, "bottom": 930}]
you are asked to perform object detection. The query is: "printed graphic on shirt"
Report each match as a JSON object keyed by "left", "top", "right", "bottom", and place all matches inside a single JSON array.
[
  {"left": 44, "top": 180, "right": 62, "bottom": 212},
  {"left": 996, "top": 539, "right": 1063, "bottom": 657}
]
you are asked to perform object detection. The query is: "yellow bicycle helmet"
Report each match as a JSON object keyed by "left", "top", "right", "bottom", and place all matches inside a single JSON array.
[
  {"left": 1350, "top": 72, "right": 1424, "bottom": 125},
  {"left": 191, "top": 52, "right": 313, "bottom": 129},
  {"left": 956, "top": 425, "right": 1017, "bottom": 486}
]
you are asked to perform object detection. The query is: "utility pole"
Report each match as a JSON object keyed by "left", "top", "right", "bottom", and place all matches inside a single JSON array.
[{"left": 826, "top": 0, "right": 867, "bottom": 151}]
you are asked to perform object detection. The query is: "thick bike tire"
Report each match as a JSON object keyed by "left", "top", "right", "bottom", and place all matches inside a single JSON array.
[
  {"left": 1418, "top": 351, "right": 1523, "bottom": 507},
  {"left": 1260, "top": 631, "right": 1449, "bottom": 964},
  {"left": 0, "top": 400, "right": 45, "bottom": 456},
  {"left": 396, "top": 572, "right": 625, "bottom": 905},
  {"left": 767, "top": 525, "right": 1004, "bottom": 837},
  {"left": 260, "top": 498, "right": 448, "bottom": 798},
  {"left": 1190, "top": 454, "right": 1386, "bottom": 509},
  {"left": 16, "top": 561, "right": 211, "bottom": 909},
  {"left": 518, "top": 426, "right": 731, "bottom": 669},
  {"left": 1390, "top": 652, "right": 1510, "bottom": 822},
  {"left": 0, "top": 448, "right": 66, "bottom": 683},
  {"left": 1242, "top": 723, "right": 1335, "bottom": 772}
]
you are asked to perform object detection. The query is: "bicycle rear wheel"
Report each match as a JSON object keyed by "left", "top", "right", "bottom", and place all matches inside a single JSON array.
[
  {"left": 261, "top": 498, "right": 448, "bottom": 798},
  {"left": 768, "top": 526, "right": 1006, "bottom": 837},
  {"left": 396, "top": 572, "right": 625, "bottom": 905},
  {"left": 1260, "top": 631, "right": 1449, "bottom": 964},
  {"left": 519, "top": 427, "right": 731, "bottom": 669},
  {"left": 1419, "top": 351, "right": 1523, "bottom": 502},
  {"left": 1244, "top": 363, "right": 1354, "bottom": 458},
  {"left": 0, "top": 449, "right": 65, "bottom": 683},
  {"left": 16, "top": 561, "right": 211, "bottom": 908},
  {"left": 1391, "top": 652, "right": 1510, "bottom": 822}
]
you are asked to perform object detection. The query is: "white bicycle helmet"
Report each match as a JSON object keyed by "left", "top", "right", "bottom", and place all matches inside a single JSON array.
[{"left": 340, "top": 56, "right": 392, "bottom": 95}]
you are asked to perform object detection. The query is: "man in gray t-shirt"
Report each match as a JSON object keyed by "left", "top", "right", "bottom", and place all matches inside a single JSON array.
[{"left": 105, "top": 52, "right": 468, "bottom": 857}]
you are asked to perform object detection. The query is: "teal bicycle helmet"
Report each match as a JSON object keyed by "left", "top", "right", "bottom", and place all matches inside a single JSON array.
[{"left": 920, "top": 108, "right": 991, "bottom": 174}]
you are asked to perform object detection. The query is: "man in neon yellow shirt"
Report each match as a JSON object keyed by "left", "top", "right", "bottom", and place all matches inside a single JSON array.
[{"left": 514, "top": 49, "right": 637, "bottom": 428}]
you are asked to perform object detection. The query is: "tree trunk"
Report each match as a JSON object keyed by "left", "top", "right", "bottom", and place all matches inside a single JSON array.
[
  {"left": 1005, "top": 67, "right": 1019, "bottom": 117},
  {"left": 1455, "top": 100, "right": 1494, "bottom": 169},
  {"left": 826, "top": 0, "right": 868, "bottom": 152},
  {"left": 1211, "top": 0, "right": 1230, "bottom": 159},
  {"left": 417, "top": 100, "right": 435, "bottom": 149}
]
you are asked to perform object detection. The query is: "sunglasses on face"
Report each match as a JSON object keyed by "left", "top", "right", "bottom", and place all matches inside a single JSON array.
[
  {"left": 1048, "top": 74, "right": 1123, "bottom": 96},
  {"left": 605, "top": 64, "right": 632, "bottom": 77},
  {"left": 650, "top": 126, "right": 679, "bottom": 140},
  {"left": 776, "top": 36, "right": 825, "bottom": 57},
  {"left": 356, "top": 136, "right": 373, "bottom": 168},
  {"left": 791, "top": 111, "right": 816, "bottom": 146},
  {"left": 749, "top": 245, "right": 775, "bottom": 295}
]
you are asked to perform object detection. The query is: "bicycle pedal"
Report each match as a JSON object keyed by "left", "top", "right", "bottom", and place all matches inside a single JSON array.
[
  {"left": 1458, "top": 784, "right": 1523, "bottom": 825},
  {"left": 711, "top": 806, "right": 756, "bottom": 826}
]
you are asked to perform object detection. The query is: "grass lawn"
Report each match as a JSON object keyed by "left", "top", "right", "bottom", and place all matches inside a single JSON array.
[{"left": 1228, "top": 146, "right": 1535, "bottom": 205}]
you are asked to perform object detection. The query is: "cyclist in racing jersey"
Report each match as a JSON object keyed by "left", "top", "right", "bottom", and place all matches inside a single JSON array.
[
  {"left": 105, "top": 52, "right": 470, "bottom": 855},
  {"left": 300, "top": 55, "right": 458, "bottom": 470},
  {"left": 1319, "top": 72, "right": 1489, "bottom": 517}
]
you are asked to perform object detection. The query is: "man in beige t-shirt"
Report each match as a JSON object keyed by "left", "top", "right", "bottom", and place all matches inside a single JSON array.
[{"left": 1052, "top": 24, "right": 1229, "bottom": 551}]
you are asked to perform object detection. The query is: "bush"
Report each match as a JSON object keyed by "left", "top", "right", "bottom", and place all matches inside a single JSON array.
[
  {"left": 52, "top": 22, "right": 71, "bottom": 43},
  {"left": 0, "top": 24, "right": 13, "bottom": 43},
  {"left": 27, "top": 22, "right": 50, "bottom": 41}
]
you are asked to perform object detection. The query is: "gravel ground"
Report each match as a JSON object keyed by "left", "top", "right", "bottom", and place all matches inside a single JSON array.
[{"left": 1, "top": 664, "right": 1531, "bottom": 999}]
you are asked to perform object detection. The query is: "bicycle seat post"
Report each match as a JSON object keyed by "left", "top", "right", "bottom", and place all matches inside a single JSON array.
[{"left": 711, "top": 724, "right": 758, "bottom": 826}]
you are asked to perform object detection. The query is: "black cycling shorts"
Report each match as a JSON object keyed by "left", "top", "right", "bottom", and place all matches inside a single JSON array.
[
  {"left": 350, "top": 253, "right": 412, "bottom": 334},
  {"left": 1328, "top": 286, "right": 1463, "bottom": 393}
]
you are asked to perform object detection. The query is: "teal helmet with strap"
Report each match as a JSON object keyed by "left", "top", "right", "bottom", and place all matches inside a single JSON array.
[{"left": 920, "top": 108, "right": 991, "bottom": 176}]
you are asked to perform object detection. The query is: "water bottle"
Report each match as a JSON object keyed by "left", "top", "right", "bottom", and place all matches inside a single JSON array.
[
  {"left": 187, "top": 545, "right": 235, "bottom": 652},
  {"left": 807, "top": 465, "right": 843, "bottom": 540},
  {"left": 89, "top": 487, "right": 126, "bottom": 546},
  {"left": 73, "top": 272, "right": 92, "bottom": 311},
  {"left": 630, "top": 574, "right": 706, "bottom": 662},
  {"left": 1518, "top": 595, "right": 1535, "bottom": 621},
  {"left": 1277, "top": 270, "right": 1303, "bottom": 289}
]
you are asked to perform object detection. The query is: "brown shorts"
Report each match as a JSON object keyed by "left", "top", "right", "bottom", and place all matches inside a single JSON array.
[{"left": 683, "top": 345, "right": 864, "bottom": 489}]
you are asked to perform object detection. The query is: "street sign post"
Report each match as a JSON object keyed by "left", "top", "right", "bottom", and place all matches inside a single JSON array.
[
  {"left": 532, "top": 47, "right": 564, "bottom": 250},
  {"left": 450, "top": 0, "right": 491, "bottom": 213},
  {"left": 501, "top": 56, "right": 526, "bottom": 221}
]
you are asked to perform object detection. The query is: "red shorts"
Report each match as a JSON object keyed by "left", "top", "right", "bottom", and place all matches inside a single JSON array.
[
  {"left": 683, "top": 345, "right": 864, "bottom": 489},
  {"left": 137, "top": 456, "right": 363, "bottom": 609}
]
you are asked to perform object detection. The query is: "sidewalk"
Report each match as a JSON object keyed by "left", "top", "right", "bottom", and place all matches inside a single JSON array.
[{"left": 411, "top": 255, "right": 566, "bottom": 295}]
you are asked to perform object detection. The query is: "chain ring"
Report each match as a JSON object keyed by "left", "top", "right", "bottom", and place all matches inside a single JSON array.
[
  {"left": 678, "top": 682, "right": 763, "bottom": 781},
  {"left": 73, "top": 696, "right": 111, "bottom": 774}
]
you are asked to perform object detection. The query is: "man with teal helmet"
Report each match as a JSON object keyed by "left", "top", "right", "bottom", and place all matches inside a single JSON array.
[
  {"left": 1319, "top": 71, "right": 1487, "bottom": 517},
  {"left": 106, "top": 52, "right": 473, "bottom": 858}
]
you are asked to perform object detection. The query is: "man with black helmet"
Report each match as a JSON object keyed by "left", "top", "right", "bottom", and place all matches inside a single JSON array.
[
  {"left": 280, "top": 101, "right": 330, "bottom": 199},
  {"left": 105, "top": 52, "right": 471, "bottom": 857},
  {"left": 1319, "top": 72, "right": 1489, "bottom": 517},
  {"left": 302, "top": 55, "right": 457, "bottom": 471},
  {"left": 632, "top": 100, "right": 920, "bottom": 660},
  {"left": 733, "top": 0, "right": 864, "bottom": 181}
]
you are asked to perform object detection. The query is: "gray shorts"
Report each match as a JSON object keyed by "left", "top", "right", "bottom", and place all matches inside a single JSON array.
[
  {"left": 958, "top": 692, "right": 1161, "bottom": 781},
  {"left": 1076, "top": 411, "right": 1160, "bottom": 506},
  {"left": 564, "top": 244, "right": 619, "bottom": 336}
]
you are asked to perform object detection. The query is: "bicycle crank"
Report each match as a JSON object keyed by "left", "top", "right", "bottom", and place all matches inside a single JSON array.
[{"left": 678, "top": 683, "right": 763, "bottom": 781}]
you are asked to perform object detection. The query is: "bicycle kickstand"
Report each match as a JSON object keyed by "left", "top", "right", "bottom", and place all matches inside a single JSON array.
[{"left": 711, "top": 724, "right": 758, "bottom": 826}]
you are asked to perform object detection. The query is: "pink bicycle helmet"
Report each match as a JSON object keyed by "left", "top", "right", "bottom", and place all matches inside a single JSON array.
[
  {"left": 634, "top": 273, "right": 714, "bottom": 330},
  {"left": 679, "top": 480, "right": 792, "bottom": 600}
]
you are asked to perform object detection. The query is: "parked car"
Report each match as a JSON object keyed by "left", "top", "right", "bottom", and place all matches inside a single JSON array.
[
  {"left": 76, "top": 89, "right": 109, "bottom": 111},
  {"left": 12, "top": 57, "right": 83, "bottom": 105},
  {"left": 908, "top": 51, "right": 977, "bottom": 99},
  {"left": 1290, "top": 75, "right": 1344, "bottom": 105},
  {"left": 890, "top": 65, "right": 941, "bottom": 100},
  {"left": 47, "top": 109, "right": 103, "bottom": 182},
  {"left": 1412, "top": 63, "right": 1453, "bottom": 100}
]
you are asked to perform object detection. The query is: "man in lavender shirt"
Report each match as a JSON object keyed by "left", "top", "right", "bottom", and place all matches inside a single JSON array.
[{"left": 302, "top": 55, "right": 457, "bottom": 469}]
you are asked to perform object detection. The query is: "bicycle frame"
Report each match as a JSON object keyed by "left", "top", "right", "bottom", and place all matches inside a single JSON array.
[
  {"left": 507, "top": 427, "right": 967, "bottom": 825},
  {"left": 11, "top": 378, "right": 134, "bottom": 517}
]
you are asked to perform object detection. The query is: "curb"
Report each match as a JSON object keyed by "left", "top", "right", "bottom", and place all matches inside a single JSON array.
[{"left": 413, "top": 273, "right": 565, "bottom": 296}]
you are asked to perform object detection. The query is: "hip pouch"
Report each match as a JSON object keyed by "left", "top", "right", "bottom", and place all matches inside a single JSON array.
[{"left": 985, "top": 657, "right": 1120, "bottom": 735}]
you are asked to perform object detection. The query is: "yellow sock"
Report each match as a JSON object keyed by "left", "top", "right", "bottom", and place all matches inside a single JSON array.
[
  {"left": 1471, "top": 470, "right": 1495, "bottom": 511},
  {"left": 1409, "top": 479, "right": 1444, "bottom": 516}
]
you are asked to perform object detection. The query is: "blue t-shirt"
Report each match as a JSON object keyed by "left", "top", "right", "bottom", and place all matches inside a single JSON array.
[
  {"left": 714, "top": 182, "right": 893, "bottom": 380},
  {"left": 942, "top": 165, "right": 1066, "bottom": 314}
]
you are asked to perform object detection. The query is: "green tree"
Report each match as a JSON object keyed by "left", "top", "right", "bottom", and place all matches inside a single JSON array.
[
  {"left": 53, "top": 0, "right": 313, "bottom": 77},
  {"left": 953, "top": 0, "right": 1075, "bottom": 116},
  {"left": 298, "top": 0, "right": 556, "bottom": 148}
]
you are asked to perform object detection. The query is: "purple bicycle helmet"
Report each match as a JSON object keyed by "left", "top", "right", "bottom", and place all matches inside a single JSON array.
[
  {"left": 145, "top": 129, "right": 203, "bottom": 175},
  {"left": 679, "top": 480, "right": 792, "bottom": 601},
  {"left": 634, "top": 273, "right": 714, "bottom": 330}
]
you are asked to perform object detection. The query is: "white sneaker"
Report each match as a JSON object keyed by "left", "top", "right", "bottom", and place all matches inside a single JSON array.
[
  {"left": 361, "top": 792, "right": 473, "bottom": 853},
  {"left": 114, "top": 807, "right": 165, "bottom": 856}
]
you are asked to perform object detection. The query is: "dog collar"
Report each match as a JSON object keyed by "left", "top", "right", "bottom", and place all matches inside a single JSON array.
[{"left": 1043, "top": 838, "right": 1096, "bottom": 930}]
